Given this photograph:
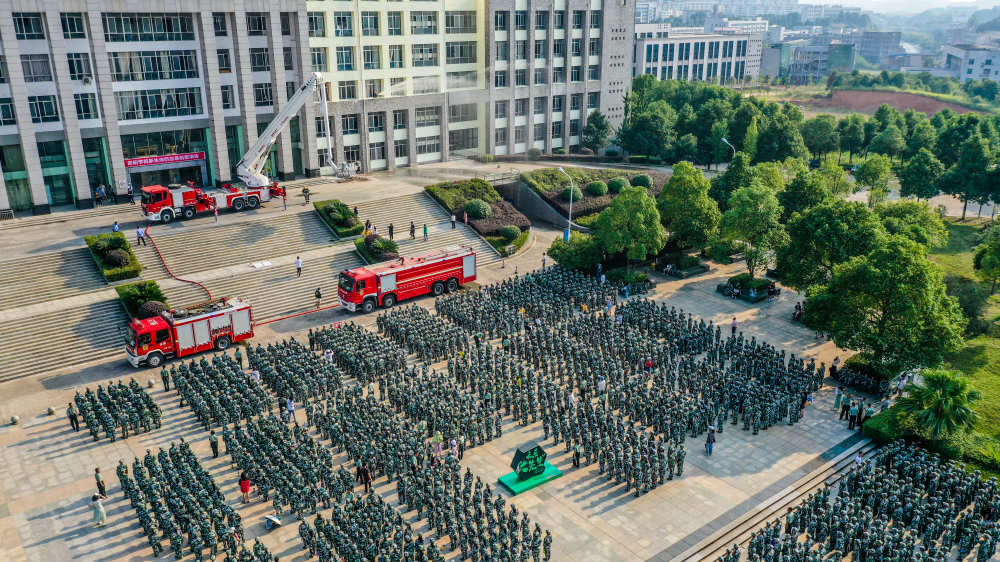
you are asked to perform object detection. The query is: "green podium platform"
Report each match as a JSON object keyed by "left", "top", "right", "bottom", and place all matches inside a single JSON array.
[{"left": 497, "top": 461, "right": 563, "bottom": 495}]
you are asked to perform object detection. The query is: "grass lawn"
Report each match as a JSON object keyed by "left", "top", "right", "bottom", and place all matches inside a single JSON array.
[{"left": 929, "top": 218, "right": 1000, "bottom": 438}]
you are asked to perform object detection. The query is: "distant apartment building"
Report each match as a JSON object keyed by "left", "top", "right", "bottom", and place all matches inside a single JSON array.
[
  {"left": 704, "top": 16, "right": 770, "bottom": 35},
  {"left": 636, "top": 3, "right": 660, "bottom": 24},
  {"left": 798, "top": 4, "right": 862, "bottom": 23},
  {"left": 716, "top": 0, "right": 799, "bottom": 18},
  {"left": 940, "top": 44, "right": 1000, "bottom": 82},
  {"left": 813, "top": 30, "right": 900, "bottom": 66},
  {"left": 787, "top": 42, "right": 855, "bottom": 83},
  {"left": 633, "top": 23, "right": 762, "bottom": 83}
]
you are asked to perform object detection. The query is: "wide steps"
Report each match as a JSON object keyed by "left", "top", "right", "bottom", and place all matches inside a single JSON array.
[
  {"left": 148, "top": 212, "right": 336, "bottom": 277},
  {"left": 0, "top": 298, "right": 129, "bottom": 382},
  {"left": 0, "top": 203, "right": 136, "bottom": 230},
  {"left": 352, "top": 192, "right": 450, "bottom": 232},
  {"left": 391, "top": 226, "right": 502, "bottom": 264},
  {"left": 0, "top": 248, "right": 108, "bottom": 310}
]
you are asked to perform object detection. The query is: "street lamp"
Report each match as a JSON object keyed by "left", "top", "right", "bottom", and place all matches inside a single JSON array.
[
  {"left": 558, "top": 167, "right": 573, "bottom": 242},
  {"left": 721, "top": 138, "right": 736, "bottom": 158}
]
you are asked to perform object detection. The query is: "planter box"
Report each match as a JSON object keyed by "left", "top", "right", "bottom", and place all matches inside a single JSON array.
[
  {"left": 668, "top": 264, "right": 711, "bottom": 279},
  {"left": 715, "top": 284, "right": 781, "bottom": 304}
]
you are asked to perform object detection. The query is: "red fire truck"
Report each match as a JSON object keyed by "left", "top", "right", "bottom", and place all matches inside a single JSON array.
[
  {"left": 140, "top": 181, "right": 285, "bottom": 223},
  {"left": 338, "top": 246, "right": 477, "bottom": 313},
  {"left": 120, "top": 297, "right": 255, "bottom": 368}
]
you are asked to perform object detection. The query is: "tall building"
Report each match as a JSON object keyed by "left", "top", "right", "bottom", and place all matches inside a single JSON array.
[
  {"left": 704, "top": 16, "right": 769, "bottom": 35},
  {"left": 813, "top": 30, "right": 900, "bottom": 66},
  {"left": 633, "top": 23, "right": 762, "bottom": 83},
  {"left": 787, "top": 42, "right": 854, "bottom": 83},
  {"left": 940, "top": 44, "right": 1000, "bottom": 82}
]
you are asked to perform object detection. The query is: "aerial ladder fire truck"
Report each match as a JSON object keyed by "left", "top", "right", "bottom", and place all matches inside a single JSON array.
[{"left": 140, "top": 72, "right": 335, "bottom": 223}]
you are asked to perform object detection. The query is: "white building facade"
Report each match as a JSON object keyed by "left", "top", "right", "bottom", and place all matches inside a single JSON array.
[{"left": 633, "top": 23, "right": 762, "bottom": 83}]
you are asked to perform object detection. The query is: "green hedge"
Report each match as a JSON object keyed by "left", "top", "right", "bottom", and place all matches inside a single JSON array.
[
  {"left": 605, "top": 267, "right": 648, "bottom": 285},
  {"left": 314, "top": 199, "right": 363, "bottom": 238},
  {"left": 844, "top": 353, "right": 895, "bottom": 382},
  {"left": 862, "top": 407, "right": 903, "bottom": 445},
  {"left": 487, "top": 228, "right": 531, "bottom": 255},
  {"left": 425, "top": 178, "right": 501, "bottom": 215},
  {"left": 574, "top": 212, "right": 601, "bottom": 228},
  {"left": 115, "top": 280, "right": 168, "bottom": 318},
  {"left": 85, "top": 232, "right": 142, "bottom": 282},
  {"left": 728, "top": 272, "right": 771, "bottom": 292}
]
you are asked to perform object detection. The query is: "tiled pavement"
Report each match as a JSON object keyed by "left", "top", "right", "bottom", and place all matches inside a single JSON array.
[{"left": 0, "top": 258, "right": 864, "bottom": 562}]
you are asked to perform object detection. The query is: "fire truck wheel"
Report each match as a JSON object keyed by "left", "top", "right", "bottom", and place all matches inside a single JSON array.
[
  {"left": 446, "top": 278, "right": 459, "bottom": 292},
  {"left": 146, "top": 353, "right": 163, "bottom": 368},
  {"left": 431, "top": 282, "right": 445, "bottom": 296},
  {"left": 160, "top": 210, "right": 174, "bottom": 223},
  {"left": 247, "top": 197, "right": 260, "bottom": 209},
  {"left": 233, "top": 198, "right": 246, "bottom": 211},
  {"left": 182, "top": 207, "right": 196, "bottom": 219},
  {"left": 362, "top": 299, "right": 376, "bottom": 313},
  {"left": 382, "top": 294, "right": 396, "bottom": 308},
  {"left": 215, "top": 336, "right": 232, "bottom": 350}
]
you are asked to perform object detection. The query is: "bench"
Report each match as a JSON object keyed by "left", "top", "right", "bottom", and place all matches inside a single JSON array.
[{"left": 667, "top": 264, "right": 711, "bottom": 279}]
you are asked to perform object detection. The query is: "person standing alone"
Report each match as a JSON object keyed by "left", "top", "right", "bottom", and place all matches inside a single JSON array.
[
  {"left": 315, "top": 287, "right": 322, "bottom": 308},
  {"left": 67, "top": 403, "right": 79, "bottom": 431},
  {"left": 410, "top": 222, "right": 416, "bottom": 240},
  {"left": 423, "top": 224, "right": 428, "bottom": 241},
  {"left": 731, "top": 317, "right": 737, "bottom": 335},
  {"left": 95, "top": 468, "right": 106, "bottom": 497},
  {"left": 136, "top": 226, "right": 147, "bottom": 246},
  {"left": 705, "top": 426, "right": 716, "bottom": 455},
  {"left": 209, "top": 430, "right": 219, "bottom": 458},
  {"left": 451, "top": 214, "right": 456, "bottom": 229},
  {"left": 295, "top": 257, "right": 302, "bottom": 277},
  {"left": 388, "top": 223, "right": 394, "bottom": 240}
]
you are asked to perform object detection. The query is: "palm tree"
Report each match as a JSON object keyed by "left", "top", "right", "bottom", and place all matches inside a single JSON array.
[{"left": 897, "top": 369, "right": 982, "bottom": 440}]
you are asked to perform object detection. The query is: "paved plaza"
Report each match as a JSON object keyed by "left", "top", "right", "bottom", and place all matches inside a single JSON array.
[{"left": 0, "top": 161, "right": 874, "bottom": 562}]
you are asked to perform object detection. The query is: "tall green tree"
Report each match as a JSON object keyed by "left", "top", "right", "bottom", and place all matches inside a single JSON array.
[
  {"left": 674, "top": 134, "right": 699, "bottom": 163},
  {"left": 581, "top": 110, "right": 613, "bottom": 153},
  {"left": 778, "top": 171, "right": 835, "bottom": 222},
  {"left": 854, "top": 153, "right": 893, "bottom": 207},
  {"left": 906, "top": 120, "right": 937, "bottom": 159},
  {"left": 657, "top": 161, "right": 721, "bottom": 249},
  {"left": 707, "top": 120, "right": 730, "bottom": 171},
  {"left": 874, "top": 200, "right": 948, "bottom": 248},
  {"left": 547, "top": 231, "right": 603, "bottom": 270},
  {"left": 816, "top": 160, "right": 852, "bottom": 197},
  {"left": 708, "top": 152, "right": 755, "bottom": 211},
  {"left": 975, "top": 222, "right": 1000, "bottom": 293},
  {"left": 776, "top": 200, "right": 885, "bottom": 292},
  {"left": 592, "top": 185, "right": 667, "bottom": 269},
  {"left": 804, "top": 236, "right": 967, "bottom": 375},
  {"left": 743, "top": 116, "right": 759, "bottom": 162},
  {"left": 755, "top": 113, "right": 809, "bottom": 163},
  {"left": 868, "top": 124, "right": 906, "bottom": 163},
  {"left": 720, "top": 183, "right": 788, "bottom": 279},
  {"left": 937, "top": 133, "right": 992, "bottom": 219},
  {"left": 897, "top": 370, "right": 982, "bottom": 440},
  {"left": 616, "top": 100, "right": 677, "bottom": 158},
  {"left": 898, "top": 148, "right": 944, "bottom": 201},
  {"left": 838, "top": 115, "right": 866, "bottom": 163},
  {"left": 801, "top": 114, "right": 840, "bottom": 161}
]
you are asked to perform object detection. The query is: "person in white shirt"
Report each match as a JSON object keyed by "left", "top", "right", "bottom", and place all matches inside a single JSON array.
[
  {"left": 286, "top": 398, "right": 296, "bottom": 422},
  {"left": 251, "top": 369, "right": 260, "bottom": 382},
  {"left": 295, "top": 257, "right": 302, "bottom": 277}
]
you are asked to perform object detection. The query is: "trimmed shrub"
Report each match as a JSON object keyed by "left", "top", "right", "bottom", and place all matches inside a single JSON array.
[
  {"left": 843, "top": 353, "right": 894, "bottom": 382},
  {"left": 629, "top": 155, "right": 648, "bottom": 164},
  {"left": 555, "top": 149, "right": 567, "bottom": 155},
  {"left": 527, "top": 147, "right": 543, "bottom": 159},
  {"left": 607, "top": 177, "right": 629, "bottom": 193},
  {"left": 84, "top": 232, "right": 142, "bottom": 281},
  {"left": 103, "top": 249, "right": 131, "bottom": 268},
  {"left": 862, "top": 407, "right": 903, "bottom": 445},
  {"left": 606, "top": 149, "right": 620, "bottom": 158},
  {"left": 364, "top": 233, "right": 381, "bottom": 247},
  {"left": 649, "top": 156, "right": 663, "bottom": 165},
  {"left": 586, "top": 181, "right": 608, "bottom": 196},
  {"left": 380, "top": 251, "right": 400, "bottom": 262},
  {"left": 464, "top": 198, "right": 492, "bottom": 219},
  {"left": 137, "top": 301, "right": 169, "bottom": 320},
  {"left": 93, "top": 235, "right": 130, "bottom": 256},
  {"left": 499, "top": 225, "right": 522, "bottom": 241},
  {"left": 473, "top": 154, "right": 495, "bottom": 164},
  {"left": 467, "top": 201, "right": 531, "bottom": 237},
  {"left": 678, "top": 255, "right": 702, "bottom": 270},
  {"left": 373, "top": 237, "right": 399, "bottom": 256},
  {"left": 116, "top": 281, "right": 168, "bottom": 318},
  {"left": 631, "top": 173, "right": 653, "bottom": 188},
  {"left": 314, "top": 199, "right": 362, "bottom": 237},
  {"left": 580, "top": 148, "right": 595, "bottom": 156},
  {"left": 574, "top": 212, "right": 601, "bottom": 228},
  {"left": 605, "top": 267, "right": 649, "bottom": 285},
  {"left": 727, "top": 272, "right": 771, "bottom": 292},
  {"left": 562, "top": 186, "right": 584, "bottom": 202}
]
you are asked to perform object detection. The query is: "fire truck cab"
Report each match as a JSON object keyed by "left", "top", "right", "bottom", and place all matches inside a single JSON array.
[
  {"left": 121, "top": 297, "right": 254, "bottom": 368},
  {"left": 339, "top": 246, "right": 477, "bottom": 313}
]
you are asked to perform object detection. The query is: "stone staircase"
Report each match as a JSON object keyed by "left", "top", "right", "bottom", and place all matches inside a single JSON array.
[
  {"left": 0, "top": 248, "right": 108, "bottom": 311},
  {"left": 0, "top": 203, "right": 136, "bottom": 230},
  {"left": 146, "top": 212, "right": 337, "bottom": 277},
  {"left": 0, "top": 297, "right": 130, "bottom": 383}
]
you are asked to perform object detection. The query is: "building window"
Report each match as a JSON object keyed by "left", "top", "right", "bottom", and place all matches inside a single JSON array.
[
  {"left": 114, "top": 88, "right": 203, "bottom": 119},
  {"left": 589, "top": 38, "right": 601, "bottom": 56},
  {"left": 534, "top": 68, "right": 548, "bottom": 85},
  {"left": 495, "top": 71, "right": 508, "bottom": 87},
  {"left": 495, "top": 102, "right": 508, "bottom": 119},
  {"left": 218, "top": 49, "right": 232, "bottom": 72},
  {"left": 253, "top": 83, "right": 273, "bottom": 107},
  {"left": 67, "top": 53, "right": 92, "bottom": 81},
  {"left": 250, "top": 48, "right": 271, "bottom": 72},
  {"left": 370, "top": 141, "right": 386, "bottom": 161},
  {"left": 554, "top": 39, "right": 566, "bottom": 58},
  {"left": 449, "top": 103, "right": 477, "bottom": 123},
  {"left": 14, "top": 13, "right": 46, "bottom": 40},
  {"left": 342, "top": 114, "right": 359, "bottom": 134},
  {"left": 74, "top": 93, "right": 99, "bottom": 120},
  {"left": 413, "top": 76, "right": 440, "bottom": 94},
  {"left": 339, "top": 81, "right": 358, "bottom": 100},
  {"left": 572, "top": 39, "right": 582, "bottom": 56},
  {"left": 587, "top": 92, "right": 599, "bottom": 109},
  {"left": 286, "top": 81, "right": 296, "bottom": 100},
  {"left": 213, "top": 13, "right": 228, "bottom": 36},
  {"left": 366, "top": 79, "right": 383, "bottom": 97},
  {"left": 393, "top": 110, "right": 407, "bottom": 129},
  {"left": 515, "top": 11, "right": 527, "bottom": 30},
  {"left": 515, "top": 125, "right": 526, "bottom": 144},
  {"left": 311, "top": 48, "right": 329, "bottom": 72},
  {"left": 281, "top": 14, "right": 291, "bottom": 35},
  {"left": 552, "top": 96, "right": 564, "bottom": 112},
  {"left": 391, "top": 77, "right": 406, "bottom": 96},
  {"left": 570, "top": 119, "right": 580, "bottom": 136},
  {"left": 515, "top": 69, "right": 527, "bottom": 86},
  {"left": 449, "top": 128, "right": 478, "bottom": 150},
  {"left": 388, "top": 12, "right": 402, "bottom": 35},
  {"left": 516, "top": 40, "right": 527, "bottom": 60},
  {"left": 571, "top": 94, "right": 582, "bottom": 110},
  {"left": 446, "top": 41, "right": 477, "bottom": 64},
  {"left": 589, "top": 65, "right": 599, "bottom": 80},
  {"left": 494, "top": 12, "right": 508, "bottom": 31},
  {"left": 221, "top": 85, "right": 235, "bottom": 109},
  {"left": 0, "top": 99, "right": 16, "bottom": 126},
  {"left": 246, "top": 13, "right": 268, "bottom": 35},
  {"left": 446, "top": 11, "right": 477, "bottom": 34},
  {"left": 590, "top": 11, "right": 601, "bottom": 28},
  {"left": 495, "top": 127, "right": 508, "bottom": 146},
  {"left": 21, "top": 55, "right": 52, "bottom": 82},
  {"left": 534, "top": 97, "right": 546, "bottom": 114},
  {"left": 553, "top": 67, "right": 565, "bottom": 83},
  {"left": 496, "top": 41, "right": 509, "bottom": 61},
  {"left": 345, "top": 145, "right": 361, "bottom": 162},
  {"left": 333, "top": 13, "right": 353, "bottom": 36},
  {"left": 571, "top": 66, "right": 581, "bottom": 81},
  {"left": 61, "top": 13, "right": 87, "bottom": 39},
  {"left": 368, "top": 112, "right": 385, "bottom": 132},
  {"left": 109, "top": 51, "right": 199, "bottom": 81},
  {"left": 394, "top": 139, "right": 408, "bottom": 158},
  {"left": 353, "top": 13, "right": 375, "bottom": 37},
  {"left": 412, "top": 44, "right": 439, "bottom": 67},
  {"left": 284, "top": 47, "right": 294, "bottom": 70},
  {"left": 513, "top": 99, "right": 525, "bottom": 116},
  {"left": 336, "top": 47, "right": 356, "bottom": 71},
  {"left": 534, "top": 123, "right": 546, "bottom": 141},
  {"left": 572, "top": 11, "right": 584, "bottom": 29},
  {"left": 411, "top": 12, "right": 437, "bottom": 34},
  {"left": 552, "top": 121, "right": 563, "bottom": 138},
  {"left": 415, "top": 106, "right": 441, "bottom": 127},
  {"left": 535, "top": 12, "right": 549, "bottom": 30},
  {"left": 554, "top": 11, "right": 566, "bottom": 29},
  {"left": 416, "top": 136, "right": 441, "bottom": 154},
  {"left": 0, "top": 57, "right": 8, "bottom": 84},
  {"left": 308, "top": 12, "right": 326, "bottom": 37},
  {"left": 103, "top": 13, "right": 196, "bottom": 42},
  {"left": 389, "top": 45, "right": 403, "bottom": 68},
  {"left": 534, "top": 41, "right": 547, "bottom": 59}
]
